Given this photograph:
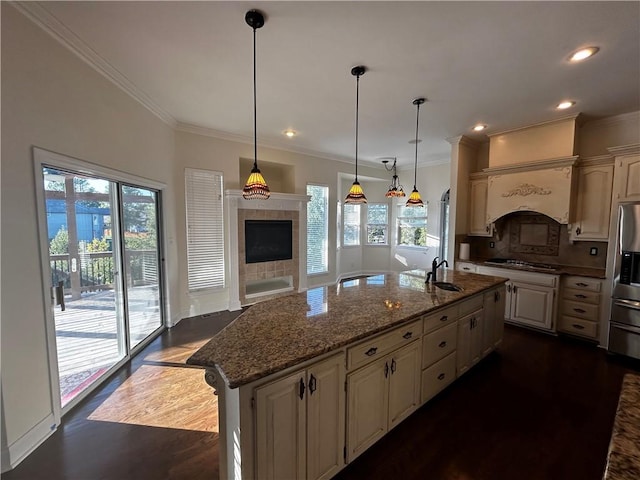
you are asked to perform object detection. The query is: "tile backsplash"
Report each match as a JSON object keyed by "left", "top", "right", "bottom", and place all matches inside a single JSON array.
[{"left": 464, "top": 212, "right": 607, "bottom": 269}]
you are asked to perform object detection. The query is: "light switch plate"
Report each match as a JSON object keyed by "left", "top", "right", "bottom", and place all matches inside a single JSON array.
[
  {"left": 590, "top": 247, "right": 598, "bottom": 256},
  {"left": 489, "top": 241, "right": 495, "bottom": 248}
]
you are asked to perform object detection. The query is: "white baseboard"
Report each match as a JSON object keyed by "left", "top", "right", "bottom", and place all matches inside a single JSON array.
[{"left": 1, "top": 412, "right": 57, "bottom": 473}]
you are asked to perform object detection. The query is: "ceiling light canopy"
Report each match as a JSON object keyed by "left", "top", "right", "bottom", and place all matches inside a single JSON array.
[
  {"left": 283, "top": 129, "right": 296, "bottom": 138},
  {"left": 406, "top": 98, "right": 426, "bottom": 207},
  {"left": 569, "top": 47, "right": 599, "bottom": 62},
  {"left": 473, "top": 124, "right": 487, "bottom": 132},
  {"left": 556, "top": 100, "right": 575, "bottom": 110},
  {"left": 242, "top": 9, "right": 270, "bottom": 200},
  {"left": 345, "top": 66, "right": 368, "bottom": 204}
]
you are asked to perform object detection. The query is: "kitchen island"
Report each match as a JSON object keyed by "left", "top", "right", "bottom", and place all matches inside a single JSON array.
[{"left": 188, "top": 269, "right": 507, "bottom": 480}]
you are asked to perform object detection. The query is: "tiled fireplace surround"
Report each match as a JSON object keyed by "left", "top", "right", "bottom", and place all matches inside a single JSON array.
[{"left": 226, "top": 191, "right": 309, "bottom": 310}]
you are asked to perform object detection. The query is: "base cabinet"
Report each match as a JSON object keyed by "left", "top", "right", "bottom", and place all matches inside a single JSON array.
[
  {"left": 255, "top": 353, "right": 345, "bottom": 480},
  {"left": 509, "top": 282, "right": 555, "bottom": 330},
  {"left": 483, "top": 287, "right": 506, "bottom": 353},
  {"left": 346, "top": 340, "right": 421, "bottom": 462},
  {"left": 457, "top": 309, "right": 483, "bottom": 376}
]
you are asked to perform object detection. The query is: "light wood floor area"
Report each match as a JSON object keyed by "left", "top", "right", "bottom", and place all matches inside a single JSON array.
[{"left": 4, "top": 313, "right": 640, "bottom": 480}]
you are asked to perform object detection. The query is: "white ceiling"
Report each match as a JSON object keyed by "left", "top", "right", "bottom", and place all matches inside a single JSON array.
[{"left": 20, "top": 1, "right": 640, "bottom": 169}]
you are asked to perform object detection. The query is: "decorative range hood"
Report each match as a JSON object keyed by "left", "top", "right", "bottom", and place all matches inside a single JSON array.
[
  {"left": 486, "top": 157, "right": 578, "bottom": 224},
  {"left": 484, "top": 115, "right": 580, "bottom": 224}
]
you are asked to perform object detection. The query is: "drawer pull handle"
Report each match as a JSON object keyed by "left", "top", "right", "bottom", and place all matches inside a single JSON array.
[
  {"left": 572, "top": 324, "right": 585, "bottom": 330},
  {"left": 574, "top": 294, "right": 587, "bottom": 299},
  {"left": 438, "top": 373, "right": 446, "bottom": 380},
  {"left": 573, "top": 308, "right": 586, "bottom": 314},
  {"left": 463, "top": 267, "right": 471, "bottom": 271},
  {"left": 576, "top": 282, "right": 589, "bottom": 287},
  {"left": 439, "top": 341, "right": 447, "bottom": 348},
  {"left": 403, "top": 332, "right": 413, "bottom": 340},
  {"left": 365, "top": 347, "right": 378, "bottom": 357},
  {"left": 440, "top": 315, "right": 448, "bottom": 322}
]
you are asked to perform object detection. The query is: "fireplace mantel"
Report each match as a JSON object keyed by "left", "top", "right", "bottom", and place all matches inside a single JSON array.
[{"left": 226, "top": 190, "right": 310, "bottom": 310}]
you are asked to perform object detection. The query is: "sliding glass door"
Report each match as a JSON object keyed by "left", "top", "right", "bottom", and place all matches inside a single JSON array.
[{"left": 37, "top": 159, "right": 165, "bottom": 412}]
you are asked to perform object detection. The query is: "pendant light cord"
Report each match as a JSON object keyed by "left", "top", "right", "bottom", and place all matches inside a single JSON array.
[
  {"left": 355, "top": 73, "right": 360, "bottom": 181},
  {"left": 414, "top": 102, "right": 420, "bottom": 188},
  {"left": 252, "top": 25, "right": 258, "bottom": 170}
]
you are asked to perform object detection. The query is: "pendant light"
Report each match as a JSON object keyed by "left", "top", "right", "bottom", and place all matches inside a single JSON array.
[
  {"left": 345, "top": 66, "right": 367, "bottom": 204},
  {"left": 383, "top": 158, "right": 406, "bottom": 197},
  {"left": 242, "top": 10, "right": 270, "bottom": 200},
  {"left": 406, "top": 98, "right": 425, "bottom": 207}
]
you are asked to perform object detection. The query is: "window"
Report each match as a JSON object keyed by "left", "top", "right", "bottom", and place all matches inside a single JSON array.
[
  {"left": 366, "top": 204, "right": 388, "bottom": 245},
  {"left": 343, "top": 204, "right": 361, "bottom": 246},
  {"left": 307, "top": 184, "right": 329, "bottom": 275},
  {"left": 185, "top": 168, "right": 225, "bottom": 291},
  {"left": 397, "top": 204, "right": 427, "bottom": 247}
]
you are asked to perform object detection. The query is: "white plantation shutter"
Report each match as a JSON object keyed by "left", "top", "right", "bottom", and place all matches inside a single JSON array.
[
  {"left": 185, "top": 168, "right": 225, "bottom": 291},
  {"left": 307, "top": 184, "right": 329, "bottom": 274}
]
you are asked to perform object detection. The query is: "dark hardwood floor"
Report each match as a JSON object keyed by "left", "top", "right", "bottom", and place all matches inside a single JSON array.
[{"left": 4, "top": 317, "right": 638, "bottom": 480}]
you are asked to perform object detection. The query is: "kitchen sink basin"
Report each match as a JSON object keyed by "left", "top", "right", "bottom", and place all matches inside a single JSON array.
[{"left": 433, "top": 281, "right": 463, "bottom": 292}]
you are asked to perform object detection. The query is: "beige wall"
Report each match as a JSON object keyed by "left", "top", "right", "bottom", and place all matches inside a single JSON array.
[{"left": 1, "top": 4, "right": 176, "bottom": 469}]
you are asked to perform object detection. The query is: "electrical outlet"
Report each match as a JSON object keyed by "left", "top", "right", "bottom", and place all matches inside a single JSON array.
[
  {"left": 489, "top": 241, "right": 495, "bottom": 248},
  {"left": 590, "top": 247, "right": 598, "bottom": 256}
]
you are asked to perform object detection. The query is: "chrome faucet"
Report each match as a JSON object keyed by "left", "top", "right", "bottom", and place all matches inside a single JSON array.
[{"left": 425, "top": 257, "right": 449, "bottom": 283}]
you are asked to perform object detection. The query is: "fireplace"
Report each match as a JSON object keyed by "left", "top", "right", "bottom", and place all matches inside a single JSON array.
[{"left": 225, "top": 191, "right": 310, "bottom": 310}]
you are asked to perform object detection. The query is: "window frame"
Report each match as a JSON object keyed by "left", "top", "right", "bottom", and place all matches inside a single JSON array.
[
  {"left": 365, "top": 203, "right": 389, "bottom": 246},
  {"left": 342, "top": 203, "right": 361, "bottom": 247},
  {"left": 396, "top": 203, "right": 428, "bottom": 249},
  {"left": 306, "top": 183, "right": 330, "bottom": 276}
]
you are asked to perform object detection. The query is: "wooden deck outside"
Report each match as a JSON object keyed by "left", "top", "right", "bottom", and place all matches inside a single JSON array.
[{"left": 56, "top": 286, "right": 162, "bottom": 404}]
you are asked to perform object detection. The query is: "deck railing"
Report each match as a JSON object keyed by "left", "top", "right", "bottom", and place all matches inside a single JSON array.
[{"left": 50, "top": 250, "right": 157, "bottom": 297}]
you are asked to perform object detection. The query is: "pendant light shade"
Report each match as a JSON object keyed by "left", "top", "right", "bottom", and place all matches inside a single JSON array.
[
  {"left": 383, "top": 158, "right": 406, "bottom": 197},
  {"left": 406, "top": 98, "right": 425, "bottom": 207},
  {"left": 345, "top": 66, "right": 367, "bottom": 204},
  {"left": 242, "top": 10, "right": 270, "bottom": 200}
]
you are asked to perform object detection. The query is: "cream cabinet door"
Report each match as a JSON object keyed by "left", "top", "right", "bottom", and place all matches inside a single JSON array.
[
  {"left": 387, "top": 340, "right": 421, "bottom": 430},
  {"left": 571, "top": 164, "right": 613, "bottom": 241},
  {"left": 469, "top": 310, "right": 484, "bottom": 367},
  {"left": 346, "top": 356, "right": 389, "bottom": 462},
  {"left": 613, "top": 154, "right": 640, "bottom": 201},
  {"left": 468, "top": 178, "right": 492, "bottom": 236},
  {"left": 255, "top": 370, "right": 306, "bottom": 480},
  {"left": 307, "top": 355, "right": 346, "bottom": 480},
  {"left": 493, "top": 286, "right": 506, "bottom": 346},
  {"left": 456, "top": 314, "right": 472, "bottom": 376},
  {"left": 482, "top": 290, "right": 497, "bottom": 356},
  {"left": 509, "top": 282, "right": 555, "bottom": 330}
]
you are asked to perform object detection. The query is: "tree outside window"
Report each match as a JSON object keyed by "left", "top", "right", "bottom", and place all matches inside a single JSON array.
[
  {"left": 397, "top": 205, "right": 427, "bottom": 247},
  {"left": 366, "top": 204, "right": 388, "bottom": 245}
]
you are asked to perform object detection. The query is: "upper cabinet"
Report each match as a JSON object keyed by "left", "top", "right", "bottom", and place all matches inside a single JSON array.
[
  {"left": 570, "top": 161, "right": 614, "bottom": 241},
  {"left": 613, "top": 153, "right": 640, "bottom": 201},
  {"left": 468, "top": 177, "right": 492, "bottom": 236}
]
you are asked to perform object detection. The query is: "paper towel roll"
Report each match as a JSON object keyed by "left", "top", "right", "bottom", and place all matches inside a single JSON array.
[{"left": 459, "top": 243, "right": 470, "bottom": 260}]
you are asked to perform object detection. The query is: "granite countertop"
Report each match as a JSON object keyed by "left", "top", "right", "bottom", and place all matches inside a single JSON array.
[
  {"left": 187, "top": 270, "right": 507, "bottom": 388},
  {"left": 603, "top": 373, "right": 640, "bottom": 480},
  {"left": 458, "top": 258, "right": 606, "bottom": 279}
]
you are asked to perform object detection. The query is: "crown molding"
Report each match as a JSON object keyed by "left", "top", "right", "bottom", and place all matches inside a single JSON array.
[
  {"left": 607, "top": 143, "right": 640, "bottom": 156},
  {"left": 483, "top": 155, "right": 579, "bottom": 175},
  {"left": 13, "top": 1, "right": 177, "bottom": 127},
  {"left": 582, "top": 111, "right": 640, "bottom": 129},
  {"left": 488, "top": 113, "right": 580, "bottom": 138}
]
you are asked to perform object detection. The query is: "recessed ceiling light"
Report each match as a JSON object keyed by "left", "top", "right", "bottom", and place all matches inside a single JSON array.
[
  {"left": 473, "top": 124, "right": 487, "bottom": 132},
  {"left": 556, "top": 101, "right": 575, "bottom": 110},
  {"left": 569, "top": 47, "right": 599, "bottom": 62},
  {"left": 283, "top": 129, "right": 296, "bottom": 138}
]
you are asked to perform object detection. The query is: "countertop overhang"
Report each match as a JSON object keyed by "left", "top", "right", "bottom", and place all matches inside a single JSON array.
[{"left": 187, "top": 270, "right": 507, "bottom": 388}]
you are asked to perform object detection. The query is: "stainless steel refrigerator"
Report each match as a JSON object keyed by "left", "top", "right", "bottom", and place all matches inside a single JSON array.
[{"left": 609, "top": 202, "right": 640, "bottom": 359}]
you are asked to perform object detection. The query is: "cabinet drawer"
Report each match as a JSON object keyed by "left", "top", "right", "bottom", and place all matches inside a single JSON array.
[
  {"left": 421, "top": 352, "right": 457, "bottom": 404},
  {"left": 347, "top": 320, "right": 421, "bottom": 371},
  {"left": 563, "top": 288, "right": 600, "bottom": 305},
  {"left": 558, "top": 315, "right": 598, "bottom": 339},
  {"left": 563, "top": 276, "right": 601, "bottom": 292},
  {"left": 561, "top": 300, "right": 599, "bottom": 321},
  {"left": 422, "top": 321, "right": 458, "bottom": 368},
  {"left": 424, "top": 305, "right": 458, "bottom": 333},
  {"left": 459, "top": 294, "right": 484, "bottom": 316}
]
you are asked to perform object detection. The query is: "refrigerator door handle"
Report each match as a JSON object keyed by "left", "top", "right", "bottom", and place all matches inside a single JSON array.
[{"left": 613, "top": 299, "right": 640, "bottom": 310}]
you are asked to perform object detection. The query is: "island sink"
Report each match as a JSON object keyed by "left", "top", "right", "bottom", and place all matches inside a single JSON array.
[{"left": 433, "top": 281, "right": 463, "bottom": 292}]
